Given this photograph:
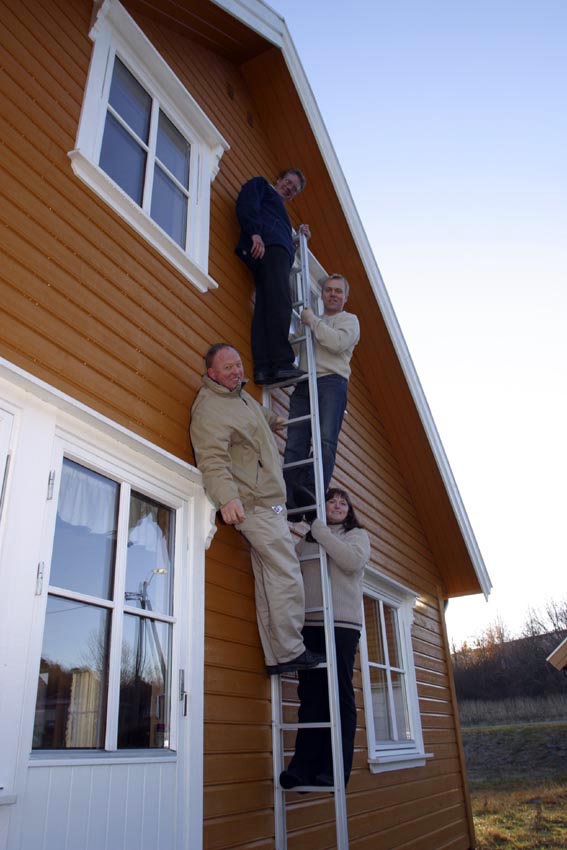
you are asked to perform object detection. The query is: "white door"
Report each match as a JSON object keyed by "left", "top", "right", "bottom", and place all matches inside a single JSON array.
[{"left": 12, "top": 442, "right": 193, "bottom": 850}]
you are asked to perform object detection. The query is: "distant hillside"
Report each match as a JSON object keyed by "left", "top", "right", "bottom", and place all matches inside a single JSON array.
[{"left": 452, "top": 630, "right": 567, "bottom": 701}]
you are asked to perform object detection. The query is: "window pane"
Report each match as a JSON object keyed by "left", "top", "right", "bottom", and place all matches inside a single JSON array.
[
  {"left": 118, "top": 614, "right": 171, "bottom": 748},
  {"left": 151, "top": 166, "right": 187, "bottom": 248},
  {"left": 369, "top": 666, "right": 392, "bottom": 741},
  {"left": 33, "top": 597, "right": 109, "bottom": 749},
  {"left": 391, "top": 671, "right": 412, "bottom": 740},
  {"left": 109, "top": 58, "right": 151, "bottom": 142},
  {"left": 51, "top": 459, "right": 118, "bottom": 599},
  {"left": 157, "top": 111, "right": 190, "bottom": 188},
  {"left": 100, "top": 113, "right": 146, "bottom": 205},
  {"left": 125, "top": 492, "right": 174, "bottom": 615},
  {"left": 363, "top": 596, "right": 384, "bottom": 664},
  {"left": 384, "top": 603, "right": 402, "bottom": 668}
]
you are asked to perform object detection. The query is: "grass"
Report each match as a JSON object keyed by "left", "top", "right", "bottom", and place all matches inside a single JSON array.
[
  {"left": 459, "top": 694, "right": 567, "bottom": 727},
  {"left": 471, "top": 782, "right": 567, "bottom": 850},
  {"left": 462, "top": 718, "right": 567, "bottom": 849}
]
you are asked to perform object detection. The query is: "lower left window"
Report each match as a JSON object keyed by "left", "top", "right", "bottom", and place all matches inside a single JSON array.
[{"left": 33, "top": 457, "right": 176, "bottom": 750}]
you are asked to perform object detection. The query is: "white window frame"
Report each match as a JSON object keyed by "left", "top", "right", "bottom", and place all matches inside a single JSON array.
[
  {"left": 31, "top": 439, "right": 187, "bottom": 756},
  {"left": 0, "top": 405, "right": 15, "bottom": 539},
  {"left": 359, "top": 567, "right": 431, "bottom": 773},
  {"left": 69, "top": 0, "right": 229, "bottom": 293}
]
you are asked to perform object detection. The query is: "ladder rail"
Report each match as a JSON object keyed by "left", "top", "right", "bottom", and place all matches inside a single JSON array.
[{"left": 271, "top": 233, "right": 349, "bottom": 850}]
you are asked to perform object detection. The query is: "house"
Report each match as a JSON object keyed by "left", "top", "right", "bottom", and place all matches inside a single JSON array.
[
  {"left": 546, "top": 636, "right": 567, "bottom": 671},
  {"left": 0, "top": 1, "right": 491, "bottom": 848}
]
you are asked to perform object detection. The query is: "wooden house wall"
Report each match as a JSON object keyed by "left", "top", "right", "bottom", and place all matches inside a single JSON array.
[{"left": 0, "top": 2, "right": 472, "bottom": 849}]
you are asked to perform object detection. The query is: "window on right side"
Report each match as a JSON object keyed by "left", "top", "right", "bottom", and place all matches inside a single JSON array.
[{"left": 359, "top": 569, "right": 431, "bottom": 773}]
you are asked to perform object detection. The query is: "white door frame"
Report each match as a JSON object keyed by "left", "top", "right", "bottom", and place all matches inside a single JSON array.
[{"left": 0, "top": 360, "right": 214, "bottom": 850}]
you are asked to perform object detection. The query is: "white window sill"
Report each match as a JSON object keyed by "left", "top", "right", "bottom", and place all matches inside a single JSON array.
[
  {"left": 30, "top": 749, "right": 177, "bottom": 767},
  {"left": 69, "top": 149, "right": 219, "bottom": 294},
  {"left": 368, "top": 751, "right": 433, "bottom": 774}
]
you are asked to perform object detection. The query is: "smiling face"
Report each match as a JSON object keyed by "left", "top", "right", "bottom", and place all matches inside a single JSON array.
[
  {"left": 322, "top": 277, "right": 348, "bottom": 316},
  {"left": 274, "top": 171, "right": 303, "bottom": 202},
  {"left": 207, "top": 346, "right": 244, "bottom": 391},
  {"left": 326, "top": 492, "right": 349, "bottom": 525}
]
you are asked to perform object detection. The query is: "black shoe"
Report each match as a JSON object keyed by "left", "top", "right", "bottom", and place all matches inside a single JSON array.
[
  {"left": 277, "top": 648, "right": 325, "bottom": 674},
  {"left": 254, "top": 371, "right": 273, "bottom": 385},
  {"left": 280, "top": 768, "right": 311, "bottom": 790},
  {"left": 293, "top": 485, "right": 317, "bottom": 522},
  {"left": 314, "top": 771, "right": 334, "bottom": 787},
  {"left": 286, "top": 505, "right": 305, "bottom": 523},
  {"left": 271, "top": 367, "right": 306, "bottom": 387}
]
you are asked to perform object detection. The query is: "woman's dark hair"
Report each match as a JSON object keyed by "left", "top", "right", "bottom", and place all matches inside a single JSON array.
[
  {"left": 325, "top": 487, "right": 364, "bottom": 532},
  {"left": 306, "top": 488, "right": 364, "bottom": 540}
]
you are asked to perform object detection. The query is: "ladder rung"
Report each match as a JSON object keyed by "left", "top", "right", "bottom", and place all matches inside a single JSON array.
[
  {"left": 292, "top": 299, "right": 305, "bottom": 308},
  {"left": 282, "top": 457, "right": 313, "bottom": 470},
  {"left": 286, "top": 414, "right": 311, "bottom": 425},
  {"left": 267, "top": 373, "right": 309, "bottom": 389},
  {"left": 290, "top": 334, "right": 307, "bottom": 345},
  {"left": 304, "top": 605, "right": 324, "bottom": 613},
  {"left": 280, "top": 721, "right": 332, "bottom": 731},
  {"left": 281, "top": 783, "right": 336, "bottom": 793}
]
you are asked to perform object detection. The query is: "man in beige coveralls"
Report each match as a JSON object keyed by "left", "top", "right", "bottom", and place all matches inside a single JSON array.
[{"left": 190, "top": 343, "right": 325, "bottom": 675}]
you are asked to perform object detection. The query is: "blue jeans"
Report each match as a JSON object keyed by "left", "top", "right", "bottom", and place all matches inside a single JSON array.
[{"left": 283, "top": 374, "right": 348, "bottom": 505}]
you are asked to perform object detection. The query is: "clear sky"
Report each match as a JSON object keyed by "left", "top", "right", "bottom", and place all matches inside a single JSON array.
[{"left": 271, "top": 0, "right": 567, "bottom": 646}]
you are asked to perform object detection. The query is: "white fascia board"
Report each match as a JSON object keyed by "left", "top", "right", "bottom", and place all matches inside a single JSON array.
[
  {"left": 546, "top": 636, "right": 567, "bottom": 671},
  {"left": 212, "top": 0, "right": 491, "bottom": 598},
  {"left": 210, "top": 0, "right": 285, "bottom": 46}
]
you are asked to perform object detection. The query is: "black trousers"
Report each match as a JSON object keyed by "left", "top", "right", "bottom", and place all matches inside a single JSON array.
[
  {"left": 249, "top": 245, "right": 295, "bottom": 374},
  {"left": 288, "top": 626, "right": 360, "bottom": 785}
]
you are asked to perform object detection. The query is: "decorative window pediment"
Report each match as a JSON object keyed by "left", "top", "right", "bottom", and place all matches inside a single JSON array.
[{"left": 69, "top": 0, "right": 229, "bottom": 292}]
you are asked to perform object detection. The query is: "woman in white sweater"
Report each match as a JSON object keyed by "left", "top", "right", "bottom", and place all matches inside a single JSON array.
[{"left": 280, "top": 488, "right": 370, "bottom": 790}]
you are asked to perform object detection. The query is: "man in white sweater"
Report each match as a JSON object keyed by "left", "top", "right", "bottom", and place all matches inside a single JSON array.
[{"left": 284, "top": 274, "right": 360, "bottom": 518}]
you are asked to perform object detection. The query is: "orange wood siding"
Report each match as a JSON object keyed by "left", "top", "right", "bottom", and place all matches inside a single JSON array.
[{"left": 0, "top": 3, "right": 473, "bottom": 849}]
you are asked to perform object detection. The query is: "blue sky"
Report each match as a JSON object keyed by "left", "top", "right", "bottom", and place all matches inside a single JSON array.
[{"left": 272, "top": 0, "right": 567, "bottom": 645}]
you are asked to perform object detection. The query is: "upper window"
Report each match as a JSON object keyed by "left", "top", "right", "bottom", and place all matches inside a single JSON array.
[
  {"left": 359, "top": 569, "right": 431, "bottom": 773},
  {"left": 69, "top": 0, "right": 228, "bottom": 292}
]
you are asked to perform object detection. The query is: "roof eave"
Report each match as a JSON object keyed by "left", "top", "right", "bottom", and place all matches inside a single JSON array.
[{"left": 212, "top": 0, "right": 491, "bottom": 599}]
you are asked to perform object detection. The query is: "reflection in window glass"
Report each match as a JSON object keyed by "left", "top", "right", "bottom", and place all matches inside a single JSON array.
[
  {"left": 370, "top": 666, "right": 391, "bottom": 740},
  {"left": 363, "top": 596, "right": 384, "bottom": 664},
  {"left": 51, "top": 459, "right": 118, "bottom": 599},
  {"left": 100, "top": 113, "right": 147, "bottom": 205},
  {"left": 33, "top": 597, "right": 109, "bottom": 749},
  {"left": 108, "top": 58, "right": 151, "bottom": 142},
  {"left": 392, "top": 672, "right": 412, "bottom": 740},
  {"left": 384, "top": 604, "right": 401, "bottom": 667},
  {"left": 125, "top": 492, "right": 174, "bottom": 615},
  {"left": 151, "top": 166, "right": 188, "bottom": 248},
  {"left": 364, "top": 595, "right": 413, "bottom": 745},
  {"left": 35, "top": 457, "right": 177, "bottom": 753},
  {"left": 157, "top": 111, "right": 190, "bottom": 188},
  {"left": 118, "top": 614, "right": 171, "bottom": 748}
]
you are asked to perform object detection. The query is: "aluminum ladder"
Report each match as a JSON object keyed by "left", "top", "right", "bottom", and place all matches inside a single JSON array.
[{"left": 266, "top": 232, "right": 349, "bottom": 850}]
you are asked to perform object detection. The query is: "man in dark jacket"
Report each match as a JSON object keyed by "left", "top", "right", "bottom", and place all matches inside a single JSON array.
[{"left": 236, "top": 169, "right": 310, "bottom": 385}]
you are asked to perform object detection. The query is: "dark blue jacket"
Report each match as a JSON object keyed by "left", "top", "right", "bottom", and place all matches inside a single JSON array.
[{"left": 235, "top": 176, "right": 295, "bottom": 266}]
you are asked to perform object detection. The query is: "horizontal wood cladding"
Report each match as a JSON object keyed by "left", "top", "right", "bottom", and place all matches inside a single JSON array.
[
  {"left": 0, "top": 0, "right": 279, "bottom": 458},
  {"left": 125, "top": 0, "right": 272, "bottom": 62},
  {"left": 1, "top": 4, "right": 473, "bottom": 849}
]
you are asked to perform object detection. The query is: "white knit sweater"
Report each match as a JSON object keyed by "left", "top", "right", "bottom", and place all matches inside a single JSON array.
[{"left": 296, "top": 519, "right": 370, "bottom": 629}]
